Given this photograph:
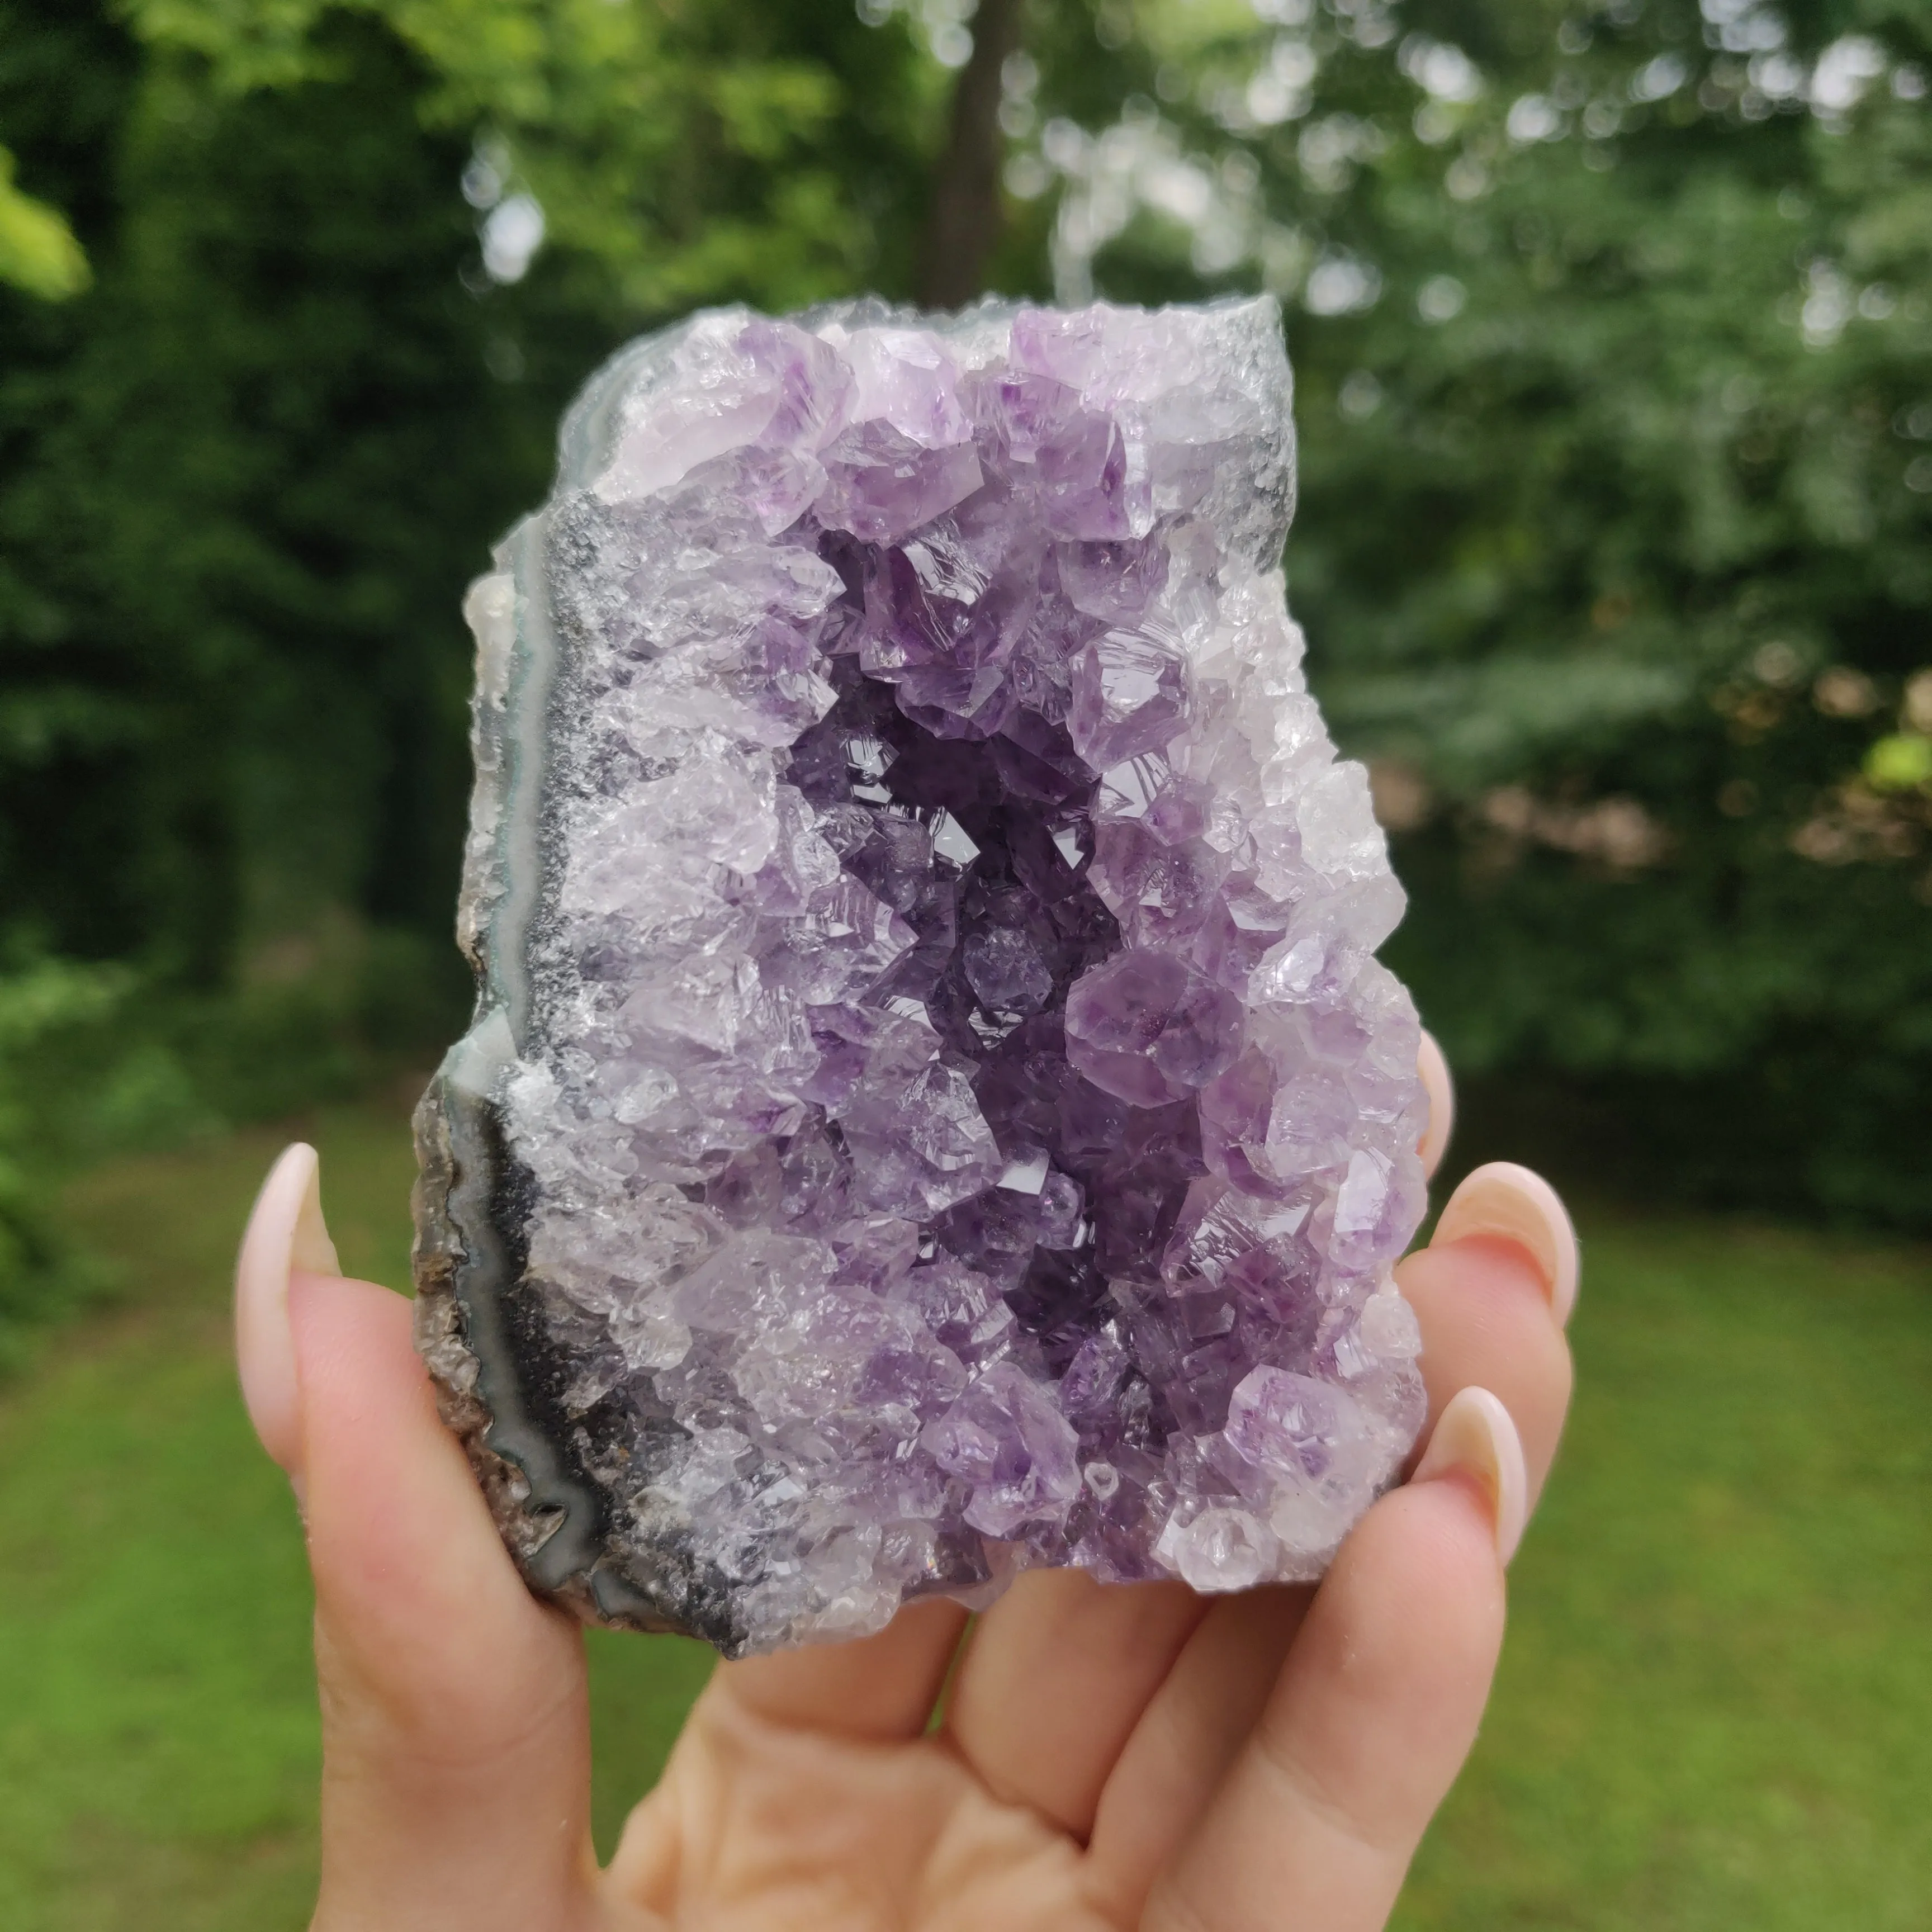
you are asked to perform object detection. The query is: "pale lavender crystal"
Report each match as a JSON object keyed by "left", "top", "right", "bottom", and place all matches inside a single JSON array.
[{"left": 411, "top": 296, "right": 1429, "bottom": 1658}]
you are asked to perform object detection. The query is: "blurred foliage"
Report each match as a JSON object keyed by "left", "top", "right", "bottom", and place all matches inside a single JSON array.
[
  {"left": 0, "top": 145, "right": 89, "bottom": 298},
  {"left": 120, "top": 0, "right": 945, "bottom": 309},
  {"left": 0, "top": 957, "right": 143, "bottom": 1360},
  {"left": 0, "top": 0, "right": 1929, "bottom": 1285}
]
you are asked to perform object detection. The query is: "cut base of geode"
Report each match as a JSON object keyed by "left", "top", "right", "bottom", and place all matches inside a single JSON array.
[{"left": 412, "top": 297, "right": 1429, "bottom": 1658}]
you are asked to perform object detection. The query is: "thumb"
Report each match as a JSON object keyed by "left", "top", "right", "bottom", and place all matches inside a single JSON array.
[{"left": 237, "top": 1145, "right": 598, "bottom": 1931}]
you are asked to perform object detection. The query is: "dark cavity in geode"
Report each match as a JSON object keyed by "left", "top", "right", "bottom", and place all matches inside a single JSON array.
[{"left": 412, "top": 297, "right": 1429, "bottom": 1658}]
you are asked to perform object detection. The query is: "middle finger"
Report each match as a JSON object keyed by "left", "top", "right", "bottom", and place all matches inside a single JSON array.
[{"left": 940, "top": 1570, "right": 1208, "bottom": 1839}]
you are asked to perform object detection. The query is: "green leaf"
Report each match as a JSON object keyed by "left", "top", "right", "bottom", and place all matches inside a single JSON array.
[
  {"left": 0, "top": 149, "right": 89, "bottom": 301},
  {"left": 1865, "top": 733, "right": 1932, "bottom": 793}
]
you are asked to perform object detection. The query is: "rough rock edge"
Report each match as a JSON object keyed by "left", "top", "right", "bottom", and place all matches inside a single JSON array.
[
  {"left": 411, "top": 1076, "right": 689, "bottom": 1639},
  {"left": 409, "top": 297, "right": 1422, "bottom": 1650}
]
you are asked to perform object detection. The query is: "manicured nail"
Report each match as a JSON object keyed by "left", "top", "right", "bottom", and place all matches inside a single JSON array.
[
  {"left": 1416, "top": 1029, "right": 1453, "bottom": 1179},
  {"left": 1413, "top": 1386, "right": 1528, "bottom": 1565},
  {"left": 235, "top": 1143, "right": 338, "bottom": 1474},
  {"left": 1432, "top": 1161, "right": 1579, "bottom": 1327}
]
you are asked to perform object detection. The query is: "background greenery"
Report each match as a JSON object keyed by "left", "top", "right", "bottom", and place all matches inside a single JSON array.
[
  {"left": 2, "top": 1093, "right": 1924, "bottom": 1929},
  {"left": 3, "top": 0, "right": 1930, "bottom": 1301}
]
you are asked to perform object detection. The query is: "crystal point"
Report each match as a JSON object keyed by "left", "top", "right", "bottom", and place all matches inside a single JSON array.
[{"left": 413, "top": 296, "right": 1428, "bottom": 1656}]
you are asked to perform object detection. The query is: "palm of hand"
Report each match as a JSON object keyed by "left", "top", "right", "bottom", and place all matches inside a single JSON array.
[
  {"left": 609, "top": 1564, "right": 1459, "bottom": 1932},
  {"left": 620, "top": 1622, "right": 1125, "bottom": 1932},
  {"left": 273, "top": 1181, "right": 1570, "bottom": 1932}
]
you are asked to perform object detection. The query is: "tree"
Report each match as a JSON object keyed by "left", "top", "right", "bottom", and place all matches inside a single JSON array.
[{"left": 2, "top": 0, "right": 1928, "bottom": 1220}]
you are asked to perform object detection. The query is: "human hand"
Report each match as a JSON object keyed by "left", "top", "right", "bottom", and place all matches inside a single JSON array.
[{"left": 235, "top": 1038, "right": 1574, "bottom": 1931}]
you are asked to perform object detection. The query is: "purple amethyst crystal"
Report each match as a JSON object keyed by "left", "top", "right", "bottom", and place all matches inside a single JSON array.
[{"left": 411, "top": 297, "right": 1429, "bottom": 1656}]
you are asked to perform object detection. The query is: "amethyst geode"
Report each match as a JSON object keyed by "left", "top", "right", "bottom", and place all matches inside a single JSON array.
[{"left": 413, "top": 297, "right": 1429, "bottom": 1657}]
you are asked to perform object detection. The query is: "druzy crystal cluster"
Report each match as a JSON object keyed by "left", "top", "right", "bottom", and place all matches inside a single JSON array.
[{"left": 413, "top": 296, "right": 1429, "bottom": 1658}]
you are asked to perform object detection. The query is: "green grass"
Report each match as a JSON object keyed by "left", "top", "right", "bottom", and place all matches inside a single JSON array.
[
  {"left": 0, "top": 1089, "right": 1924, "bottom": 1928},
  {"left": 1396, "top": 1213, "right": 1932, "bottom": 1931}
]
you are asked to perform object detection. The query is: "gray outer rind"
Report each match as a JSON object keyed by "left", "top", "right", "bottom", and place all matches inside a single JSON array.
[
  {"left": 411, "top": 1064, "right": 733, "bottom": 1642},
  {"left": 409, "top": 309, "right": 749, "bottom": 1649}
]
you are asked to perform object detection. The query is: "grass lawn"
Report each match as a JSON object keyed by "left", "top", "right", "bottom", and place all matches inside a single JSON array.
[{"left": 0, "top": 1086, "right": 1925, "bottom": 1929}]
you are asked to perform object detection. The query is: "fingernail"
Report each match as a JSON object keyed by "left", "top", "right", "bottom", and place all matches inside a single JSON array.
[
  {"left": 1416, "top": 1029, "right": 1453, "bottom": 1180},
  {"left": 1432, "top": 1161, "right": 1579, "bottom": 1327},
  {"left": 235, "top": 1143, "right": 338, "bottom": 1474},
  {"left": 1413, "top": 1386, "right": 1528, "bottom": 1565}
]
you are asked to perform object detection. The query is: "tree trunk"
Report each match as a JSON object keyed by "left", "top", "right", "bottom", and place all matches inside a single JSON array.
[{"left": 916, "top": 0, "right": 1025, "bottom": 309}]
